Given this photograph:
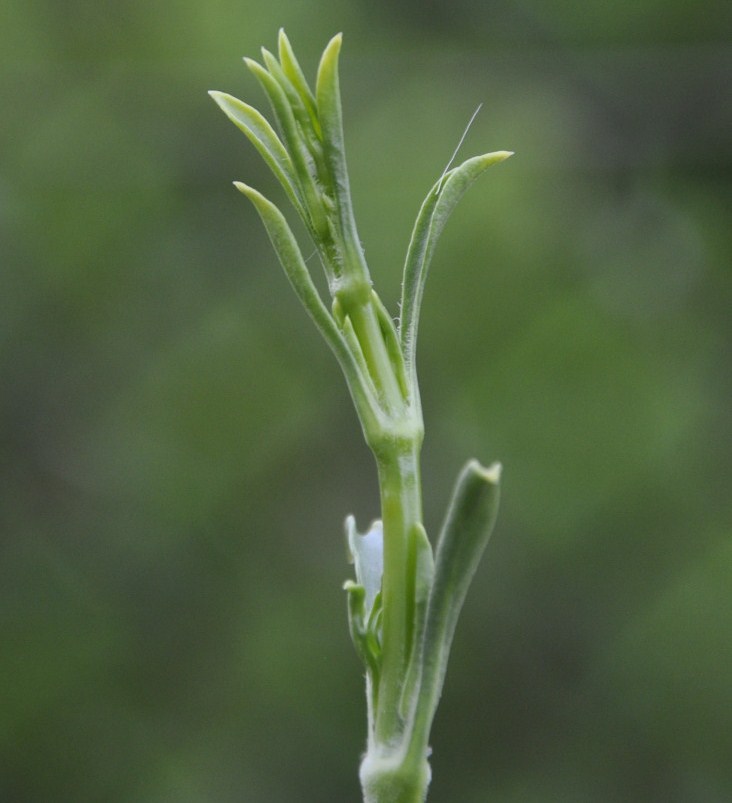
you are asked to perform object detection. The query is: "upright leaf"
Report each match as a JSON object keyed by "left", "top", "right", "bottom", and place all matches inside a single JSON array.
[
  {"left": 410, "top": 459, "right": 501, "bottom": 746},
  {"left": 245, "top": 57, "right": 319, "bottom": 202},
  {"left": 277, "top": 29, "right": 320, "bottom": 136},
  {"left": 315, "top": 34, "right": 368, "bottom": 275},
  {"left": 260, "top": 47, "right": 313, "bottom": 136},
  {"left": 399, "top": 151, "right": 512, "bottom": 379}
]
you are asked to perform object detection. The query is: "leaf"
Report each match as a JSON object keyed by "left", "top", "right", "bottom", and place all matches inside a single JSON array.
[
  {"left": 399, "top": 151, "right": 513, "bottom": 379},
  {"left": 344, "top": 579, "right": 382, "bottom": 722},
  {"left": 260, "top": 46, "right": 313, "bottom": 135},
  {"left": 234, "top": 181, "right": 381, "bottom": 428},
  {"left": 410, "top": 523, "right": 435, "bottom": 652},
  {"left": 315, "top": 34, "right": 368, "bottom": 274},
  {"left": 208, "top": 91, "right": 305, "bottom": 218},
  {"left": 244, "top": 57, "right": 318, "bottom": 203},
  {"left": 411, "top": 459, "right": 501, "bottom": 740},
  {"left": 371, "top": 290, "right": 409, "bottom": 404},
  {"left": 277, "top": 29, "right": 320, "bottom": 136}
]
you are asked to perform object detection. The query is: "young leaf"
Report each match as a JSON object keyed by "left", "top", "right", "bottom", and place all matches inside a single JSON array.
[
  {"left": 399, "top": 151, "right": 512, "bottom": 378},
  {"left": 234, "top": 181, "right": 381, "bottom": 428},
  {"left": 409, "top": 523, "right": 434, "bottom": 653},
  {"left": 315, "top": 34, "right": 368, "bottom": 275},
  {"left": 260, "top": 47, "right": 313, "bottom": 136},
  {"left": 277, "top": 29, "right": 320, "bottom": 136},
  {"left": 370, "top": 290, "right": 409, "bottom": 404},
  {"left": 245, "top": 57, "right": 320, "bottom": 208},
  {"left": 411, "top": 460, "right": 501, "bottom": 742},
  {"left": 208, "top": 91, "right": 305, "bottom": 218}
]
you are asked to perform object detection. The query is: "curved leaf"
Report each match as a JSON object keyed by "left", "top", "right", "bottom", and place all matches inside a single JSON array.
[
  {"left": 244, "top": 57, "right": 319, "bottom": 203},
  {"left": 399, "top": 151, "right": 513, "bottom": 379},
  {"left": 260, "top": 47, "right": 312, "bottom": 135},
  {"left": 277, "top": 29, "right": 320, "bottom": 136},
  {"left": 234, "top": 181, "right": 381, "bottom": 428},
  {"left": 410, "top": 459, "right": 501, "bottom": 746},
  {"left": 208, "top": 91, "right": 305, "bottom": 218},
  {"left": 315, "top": 34, "right": 369, "bottom": 276}
]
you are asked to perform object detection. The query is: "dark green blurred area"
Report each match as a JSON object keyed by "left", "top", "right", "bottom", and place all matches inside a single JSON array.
[{"left": 2, "top": 0, "right": 731, "bottom": 800}]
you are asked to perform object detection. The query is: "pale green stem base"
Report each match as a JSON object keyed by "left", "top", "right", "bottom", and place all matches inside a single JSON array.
[{"left": 360, "top": 749, "right": 431, "bottom": 803}]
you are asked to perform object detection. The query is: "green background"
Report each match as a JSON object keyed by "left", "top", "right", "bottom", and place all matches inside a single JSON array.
[{"left": 2, "top": 1, "right": 731, "bottom": 800}]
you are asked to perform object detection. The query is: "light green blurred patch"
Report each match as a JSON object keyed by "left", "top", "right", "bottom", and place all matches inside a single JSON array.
[
  {"left": 444, "top": 290, "right": 709, "bottom": 540},
  {"left": 595, "top": 532, "right": 732, "bottom": 779},
  {"left": 54, "top": 295, "right": 327, "bottom": 525}
]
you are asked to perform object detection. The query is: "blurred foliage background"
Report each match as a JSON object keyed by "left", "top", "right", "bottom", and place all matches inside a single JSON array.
[{"left": 2, "top": 0, "right": 731, "bottom": 801}]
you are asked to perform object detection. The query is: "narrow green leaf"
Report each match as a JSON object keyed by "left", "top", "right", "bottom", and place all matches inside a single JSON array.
[
  {"left": 208, "top": 91, "right": 305, "bottom": 218},
  {"left": 370, "top": 290, "right": 410, "bottom": 404},
  {"left": 333, "top": 294, "right": 382, "bottom": 397},
  {"left": 245, "top": 57, "right": 319, "bottom": 201},
  {"left": 260, "top": 45, "right": 327, "bottom": 191},
  {"left": 411, "top": 459, "right": 501, "bottom": 742},
  {"left": 314, "top": 33, "right": 343, "bottom": 183},
  {"left": 399, "top": 151, "right": 513, "bottom": 378},
  {"left": 260, "top": 46, "right": 282, "bottom": 77},
  {"left": 234, "top": 181, "right": 381, "bottom": 426},
  {"left": 260, "top": 47, "right": 313, "bottom": 135},
  {"left": 344, "top": 579, "right": 382, "bottom": 722},
  {"left": 338, "top": 310, "right": 380, "bottom": 407},
  {"left": 344, "top": 579, "right": 366, "bottom": 641},
  {"left": 315, "top": 33, "right": 368, "bottom": 275},
  {"left": 411, "top": 523, "right": 434, "bottom": 649},
  {"left": 277, "top": 29, "right": 321, "bottom": 136},
  {"left": 345, "top": 581, "right": 380, "bottom": 665}
]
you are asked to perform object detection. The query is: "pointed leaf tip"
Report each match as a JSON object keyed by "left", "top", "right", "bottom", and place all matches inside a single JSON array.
[
  {"left": 208, "top": 90, "right": 227, "bottom": 106},
  {"left": 475, "top": 150, "right": 514, "bottom": 168},
  {"left": 233, "top": 180, "right": 256, "bottom": 199},
  {"left": 321, "top": 32, "right": 343, "bottom": 65},
  {"left": 243, "top": 56, "right": 264, "bottom": 75},
  {"left": 400, "top": 148, "right": 512, "bottom": 372}
]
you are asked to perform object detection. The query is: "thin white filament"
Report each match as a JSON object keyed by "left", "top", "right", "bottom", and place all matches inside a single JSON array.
[{"left": 437, "top": 102, "right": 483, "bottom": 192}]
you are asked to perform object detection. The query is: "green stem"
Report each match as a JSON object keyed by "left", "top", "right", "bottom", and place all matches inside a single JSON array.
[{"left": 375, "top": 444, "right": 423, "bottom": 744}]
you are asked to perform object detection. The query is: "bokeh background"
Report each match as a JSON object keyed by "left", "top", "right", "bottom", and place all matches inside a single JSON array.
[{"left": 2, "top": 1, "right": 731, "bottom": 801}]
